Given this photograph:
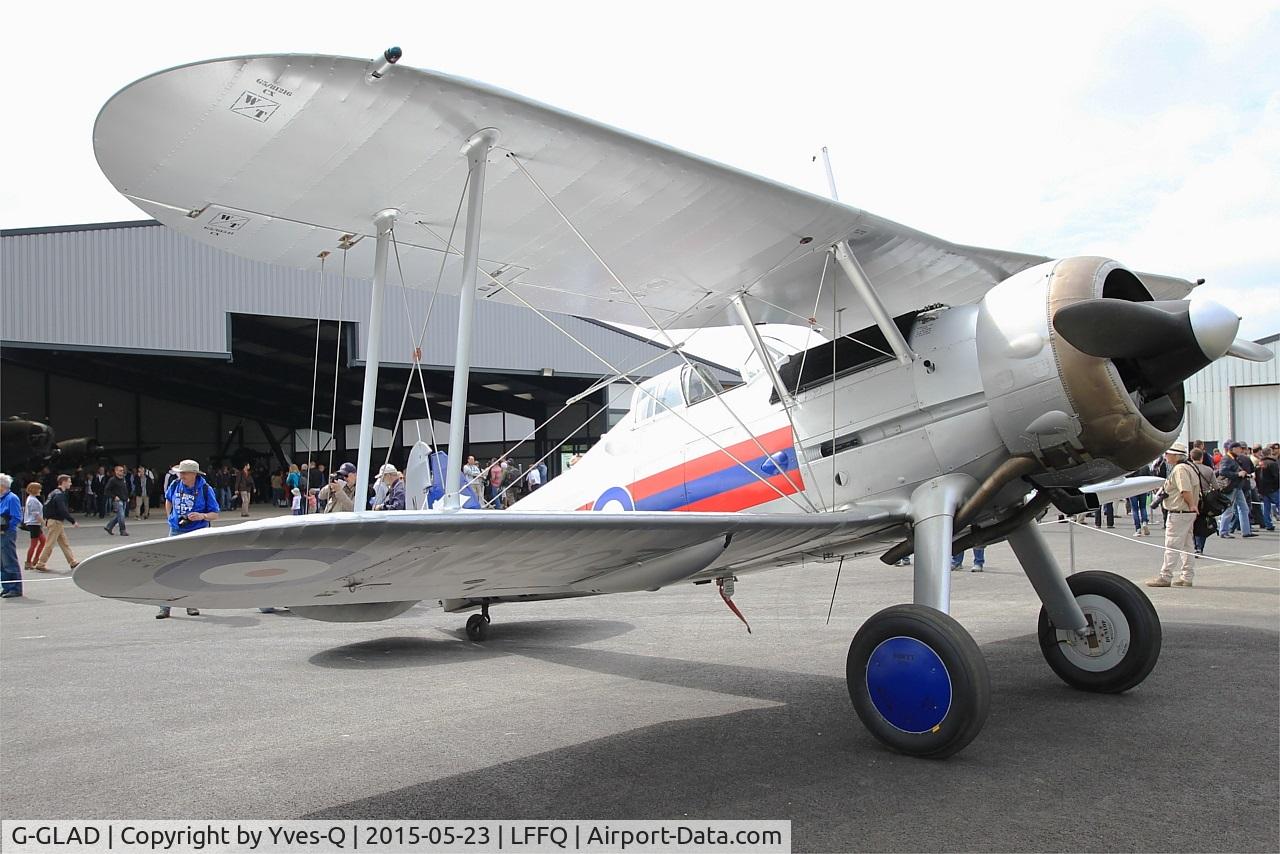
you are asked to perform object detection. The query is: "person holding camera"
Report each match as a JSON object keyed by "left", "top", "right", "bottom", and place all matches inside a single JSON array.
[
  {"left": 318, "top": 462, "right": 358, "bottom": 513},
  {"left": 156, "top": 459, "right": 220, "bottom": 619},
  {"left": 1146, "top": 443, "right": 1201, "bottom": 589}
]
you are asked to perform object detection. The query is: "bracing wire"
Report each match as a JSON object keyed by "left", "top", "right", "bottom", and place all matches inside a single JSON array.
[
  {"left": 327, "top": 250, "right": 348, "bottom": 475},
  {"left": 415, "top": 214, "right": 815, "bottom": 515},
  {"left": 380, "top": 170, "right": 472, "bottom": 464},
  {"left": 304, "top": 254, "right": 327, "bottom": 478},
  {"left": 508, "top": 153, "right": 818, "bottom": 513}
]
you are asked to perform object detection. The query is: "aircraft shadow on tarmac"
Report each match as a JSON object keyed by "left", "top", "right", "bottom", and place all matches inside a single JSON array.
[
  {"left": 306, "top": 622, "right": 1279, "bottom": 853},
  {"left": 307, "top": 619, "right": 636, "bottom": 670}
]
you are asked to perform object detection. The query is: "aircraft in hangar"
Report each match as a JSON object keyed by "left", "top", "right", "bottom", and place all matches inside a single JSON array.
[
  {"left": 1, "top": 416, "right": 154, "bottom": 473},
  {"left": 76, "top": 49, "right": 1272, "bottom": 758}
]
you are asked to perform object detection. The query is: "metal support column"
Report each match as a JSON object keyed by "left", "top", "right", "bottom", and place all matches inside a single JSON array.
[
  {"left": 832, "top": 240, "right": 914, "bottom": 365},
  {"left": 732, "top": 296, "right": 793, "bottom": 406},
  {"left": 443, "top": 128, "right": 501, "bottom": 509},
  {"left": 908, "top": 474, "right": 977, "bottom": 613},
  {"left": 819, "top": 146, "right": 839, "bottom": 201},
  {"left": 354, "top": 208, "right": 400, "bottom": 512},
  {"left": 1006, "top": 521, "right": 1088, "bottom": 632}
]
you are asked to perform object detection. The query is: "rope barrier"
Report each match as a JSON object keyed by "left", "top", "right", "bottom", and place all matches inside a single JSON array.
[{"left": 1039, "top": 517, "right": 1280, "bottom": 573}]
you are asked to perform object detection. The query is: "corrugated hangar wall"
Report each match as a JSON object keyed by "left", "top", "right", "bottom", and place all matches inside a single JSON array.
[
  {"left": 1180, "top": 332, "right": 1279, "bottom": 446},
  {"left": 0, "top": 221, "right": 734, "bottom": 382}
]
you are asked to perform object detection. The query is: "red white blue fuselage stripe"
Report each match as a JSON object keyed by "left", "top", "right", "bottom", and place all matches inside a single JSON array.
[{"left": 578, "top": 427, "right": 803, "bottom": 513}]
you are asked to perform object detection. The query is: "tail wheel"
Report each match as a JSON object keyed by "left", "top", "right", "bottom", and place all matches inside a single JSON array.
[
  {"left": 465, "top": 613, "right": 489, "bottom": 642},
  {"left": 847, "top": 604, "right": 991, "bottom": 759},
  {"left": 1037, "top": 570, "right": 1161, "bottom": 693}
]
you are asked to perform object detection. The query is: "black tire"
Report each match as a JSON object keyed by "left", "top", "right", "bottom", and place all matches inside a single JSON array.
[
  {"left": 1037, "top": 570, "right": 1161, "bottom": 693},
  {"left": 465, "top": 613, "right": 489, "bottom": 642},
  {"left": 847, "top": 604, "right": 991, "bottom": 759}
]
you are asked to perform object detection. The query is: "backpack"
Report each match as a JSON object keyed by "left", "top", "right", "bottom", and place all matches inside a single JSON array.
[
  {"left": 42, "top": 488, "right": 61, "bottom": 517},
  {"left": 1184, "top": 462, "right": 1232, "bottom": 517}
]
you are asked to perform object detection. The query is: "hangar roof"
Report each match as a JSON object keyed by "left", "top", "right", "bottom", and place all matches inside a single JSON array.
[{"left": 1, "top": 220, "right": 737, "bottom": 384}]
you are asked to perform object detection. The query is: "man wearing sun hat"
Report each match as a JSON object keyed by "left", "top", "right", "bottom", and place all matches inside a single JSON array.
[
  {"left": 372, "top": 463, "right": 405, "bottom": 511},
  {"left": 156, "top": 459, "right": 221, "bottom": 619},
  {"left": 1147, "top": 442, "right": 1200, "bottom": 589}
]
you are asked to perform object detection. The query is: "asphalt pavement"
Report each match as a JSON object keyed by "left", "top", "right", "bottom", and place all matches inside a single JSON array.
[{"left": 1, "top": 508, "right": 1277, "bottom": 852}]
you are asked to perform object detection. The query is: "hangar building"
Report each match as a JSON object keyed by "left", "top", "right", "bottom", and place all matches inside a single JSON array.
[
  {"left": 0, "top": 220, "right": 736, "bottom": 478},
  {"left": 1178, "top": 331, "right": 1279, "bottom": 448}
]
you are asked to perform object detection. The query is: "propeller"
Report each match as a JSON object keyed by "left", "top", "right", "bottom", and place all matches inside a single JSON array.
[
  {"left": 1227, "top": 338, "right": 1273, "bottom": 361},
  {"left": 1053, "top": 296, "right": 1271, "bottom": 394}
]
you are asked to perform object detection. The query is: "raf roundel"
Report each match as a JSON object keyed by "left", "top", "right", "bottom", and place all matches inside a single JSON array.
[
  {"left": 592, "top": 487, "right": 635, "bottom": 512},
  {"left": 154, "top": 548, "right": 354, "bottom": 592}
]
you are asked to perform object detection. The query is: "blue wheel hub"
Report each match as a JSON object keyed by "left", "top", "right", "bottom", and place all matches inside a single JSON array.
[{"left": 865, "top": 636, "right": 952, "bottom": 733}]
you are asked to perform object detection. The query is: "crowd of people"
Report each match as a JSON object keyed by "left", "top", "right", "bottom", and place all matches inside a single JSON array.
[
  {"left": 463, "top": 454, "right": 552, "bottom": 509},
  {"left": 1142, "top": 439, "right": 1279, "bottom": 589},
  {"left": 0, "top": 448, "right": 568, "bottom": 601}
]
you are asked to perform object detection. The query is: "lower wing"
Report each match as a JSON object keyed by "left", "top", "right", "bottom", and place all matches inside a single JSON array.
[{"left": 73, "top": 508, "right": 902, "bottom": 618}]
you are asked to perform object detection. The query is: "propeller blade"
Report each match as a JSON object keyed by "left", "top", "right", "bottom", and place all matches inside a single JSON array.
[
  {"left": 1226, "top": 338, "right": 1274, "bottom": 362},
  {"left": 1055, "top": 297, "right": 1244, "bottom": 363},
  {"left": 1052, "top": 298, "right": 1187, "bottom": 359}
]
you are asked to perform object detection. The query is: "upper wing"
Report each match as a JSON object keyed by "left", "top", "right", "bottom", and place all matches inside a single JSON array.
[
  {"left": 94, "top": 53, "right": 1193, "bottom": 334},
  {"left": 73, "top": 508, "right": 902, "bottom": 613}
]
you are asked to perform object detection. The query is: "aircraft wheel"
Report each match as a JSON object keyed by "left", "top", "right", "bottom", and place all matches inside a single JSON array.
[
  {"left": 1037, "top": 570, "right": 1161, "bottom": 693},
  {"left": 465, "top": 613, "right": 489, "bottom": 642},
  {"left": 847, "top": 604, "right": 990, "bottom": 758}
]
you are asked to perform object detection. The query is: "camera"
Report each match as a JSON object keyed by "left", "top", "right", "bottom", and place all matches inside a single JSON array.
[{"left": 177, "top": 514, "right": 191, "bottom": 527}]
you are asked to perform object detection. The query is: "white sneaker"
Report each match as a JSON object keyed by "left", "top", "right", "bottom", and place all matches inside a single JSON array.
[{"left": 1133, "top": 530, "right": 1143, "bottom": 537}]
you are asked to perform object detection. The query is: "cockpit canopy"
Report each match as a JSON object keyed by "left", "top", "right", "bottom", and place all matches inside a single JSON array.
[{"left": 630, "top": 364, "right": 726, "bottom": 422}]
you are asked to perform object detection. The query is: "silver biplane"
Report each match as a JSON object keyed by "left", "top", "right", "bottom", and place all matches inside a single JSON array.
[{"left": 77, "top": 49, "right": 1272, "bottom": 758}]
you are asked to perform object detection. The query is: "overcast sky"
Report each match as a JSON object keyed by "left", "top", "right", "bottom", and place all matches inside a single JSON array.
[{"left": 4, "top": 1, "right": 1277, "bottom": 347}]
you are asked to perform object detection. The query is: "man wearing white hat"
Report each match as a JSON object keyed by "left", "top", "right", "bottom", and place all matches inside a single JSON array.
[
  {"left": 1147, "top": 443, "right": 1200, "bottom": 589},
  {"left": 372, "top": 463, "right": 405, "bottom": 511},
  {"left": 157, "top": 459, "right": 220, "bottom": 618}
]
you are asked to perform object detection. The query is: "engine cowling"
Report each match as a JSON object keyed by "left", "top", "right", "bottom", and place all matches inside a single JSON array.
[{"left": 975, "top": 256, "right": 1235, "bottom": 488}]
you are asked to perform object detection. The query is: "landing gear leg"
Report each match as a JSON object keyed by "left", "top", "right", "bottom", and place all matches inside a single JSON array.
[
  {"left": 465, "top": 603, "right": 492, "bottom": 642},
  {"left": 1008, "top": 521, "right": 1162, "bottom": 692},
  {"left": 848, "top": 475, "right": 990, "bottom": 758}
]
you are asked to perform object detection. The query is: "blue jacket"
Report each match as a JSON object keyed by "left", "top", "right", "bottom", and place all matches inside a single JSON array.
[
  {"left": 1218, "top": 454, "right": 1249, "bottom": 491},
  {"left": 166, "top": 475, "right": 221, "bottom": 534},
  {"left": 381, "top": 478, "right": 406, "bottom": 511},
  {"left": 0, "top": 491, "right": 21, "bottom": 539}
]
